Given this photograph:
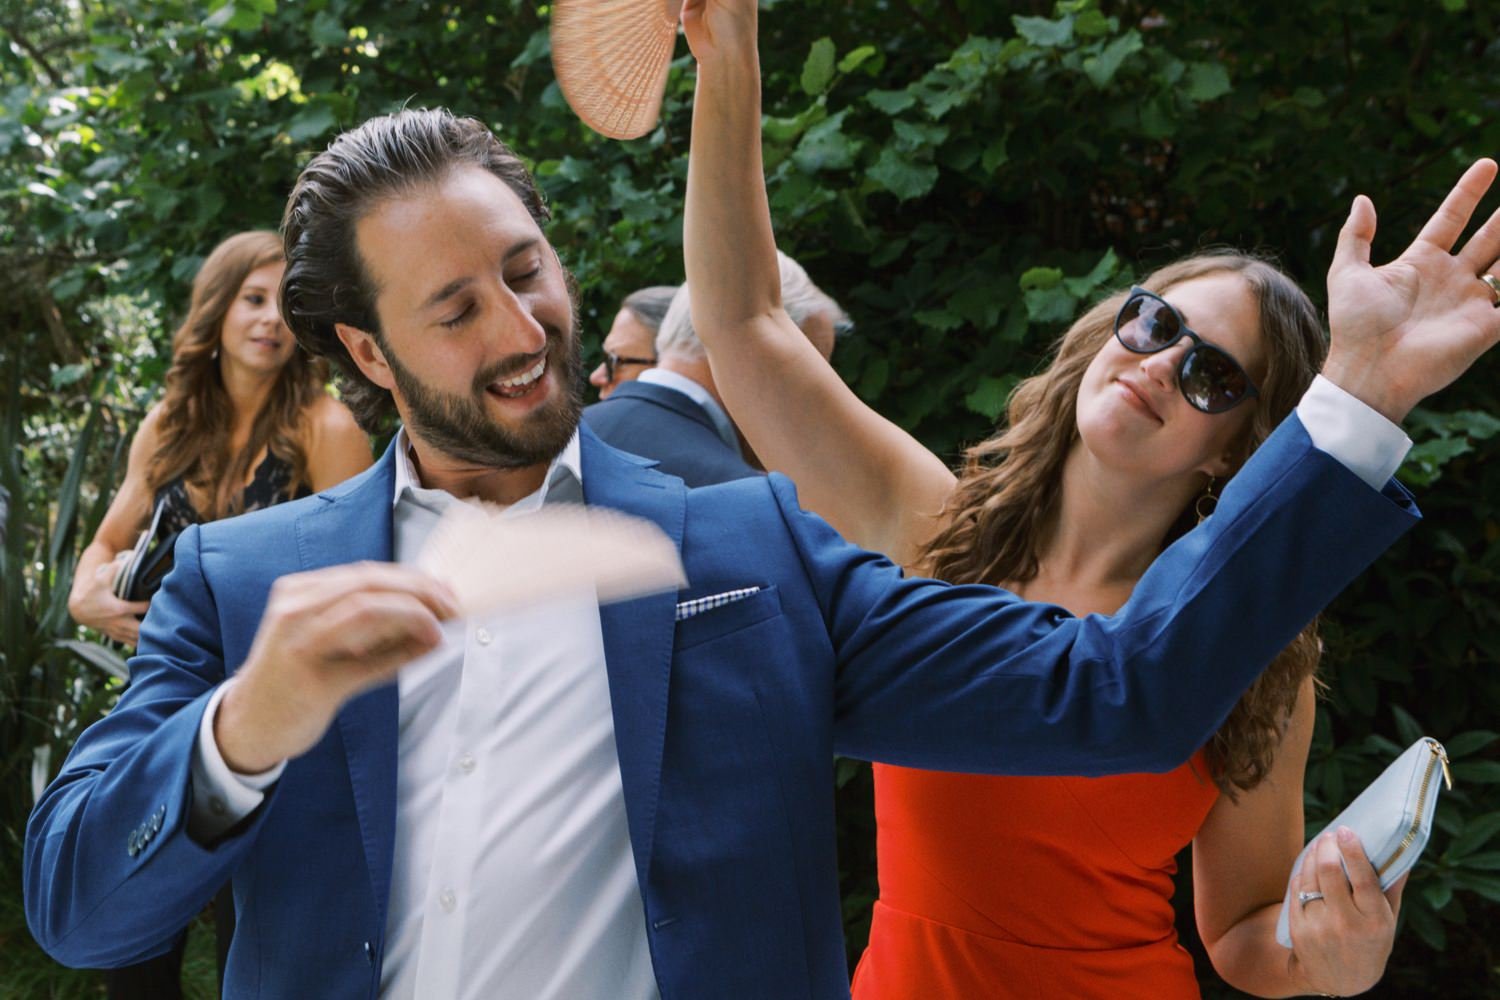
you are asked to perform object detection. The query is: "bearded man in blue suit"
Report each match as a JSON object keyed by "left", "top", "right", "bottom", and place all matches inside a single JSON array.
[{"left": 27, "top": 11, "right": 1500, "bottom": 995}]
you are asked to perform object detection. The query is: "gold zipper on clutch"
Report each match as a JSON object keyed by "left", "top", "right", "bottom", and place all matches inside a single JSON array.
[{"left": 1376, "top": 738, "right": 1451, "bottom": 878}]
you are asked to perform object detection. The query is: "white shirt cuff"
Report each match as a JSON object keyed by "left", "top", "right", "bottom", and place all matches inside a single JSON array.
[
  {"left": 1296, "top": 375, "right": 1413, "bottom": 490},
  {"left": 187, "top": 681, "right": 286, "bottom": 842}
]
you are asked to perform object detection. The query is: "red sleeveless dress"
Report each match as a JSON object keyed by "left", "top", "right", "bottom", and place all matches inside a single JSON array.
[{"left": 851, "top": 750, "right": 1220, "bottom": 999}]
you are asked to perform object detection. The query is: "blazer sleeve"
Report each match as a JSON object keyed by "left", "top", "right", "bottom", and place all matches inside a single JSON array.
[
  {"left": 24, "top": 525, "right": 273, "bottom": 968},
  {"left": 775, "top": 415, "right": 1420, "bottom": 776}
]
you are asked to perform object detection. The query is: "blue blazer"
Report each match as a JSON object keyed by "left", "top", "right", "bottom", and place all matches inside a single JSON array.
[
  {"left": 27, "top": 420, "right": 1417, "bottom": 999},
  {"left": 584, "top": 380, "right": 760, "bottom": 487}
]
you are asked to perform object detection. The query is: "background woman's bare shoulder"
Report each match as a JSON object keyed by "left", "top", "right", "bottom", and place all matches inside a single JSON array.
[{"left": 302, "top": 392, "right": 373, "bottom": 489}]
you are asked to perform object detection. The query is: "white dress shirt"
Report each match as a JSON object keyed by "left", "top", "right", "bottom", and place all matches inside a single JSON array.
[{"left": 187, "top": 376, "right": 1409, "bottom": 994}]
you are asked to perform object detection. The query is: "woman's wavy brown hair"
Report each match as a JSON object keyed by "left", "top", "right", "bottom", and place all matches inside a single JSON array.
[
  {"left": 918, "top": 251, "right": 1326, "bottom": 796},
  {"left": 146, "top": 231, "right": 328, "bottom": 520}
]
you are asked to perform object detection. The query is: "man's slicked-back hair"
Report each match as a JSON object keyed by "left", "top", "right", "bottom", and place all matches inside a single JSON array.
[{"left": 280, "top": 108, "right": 551, "bottom": 431}]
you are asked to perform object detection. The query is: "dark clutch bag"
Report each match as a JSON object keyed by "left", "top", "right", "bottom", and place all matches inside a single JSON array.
[{"left": 111, "top": 497, "right": 180, "bottom": 604}]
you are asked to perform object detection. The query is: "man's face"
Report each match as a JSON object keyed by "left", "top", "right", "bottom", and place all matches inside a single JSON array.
[
  {"left": 588, "top": 308, "right": 657, "bottom": 399},
  {"left": 345, "top": 165, "right": 582, "bottom": 469}
]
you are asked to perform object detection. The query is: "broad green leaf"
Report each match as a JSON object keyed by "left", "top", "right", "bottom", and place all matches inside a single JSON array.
[
  {"left": 801, "top": 37, "right": 837, "bottom": 96},
  {"left": 310, "top": 10, "right": 346, "bottom": 47},
  {"left": 868, "top": 147, "right": 938, "bottom": 201},
  {"left": 1073, "top": 8, "right": 1112, "bottom": 38},
  {"left": 867, "top": 89, "right": 916, "bottom": 116},
  {"left": 511, "top": 27, "right": 550, "bottom": 69},
  {"left": 1456, "top": 851, "right": 1500, "bottom": 871},
  {"left": 50, "top": 364, "right": 89, "bottom": 388},
  {"left": 1083, "top": 30, "right": 1143, "bottom": 88},
  {"left": 1444, "top": 731, "right": 1499, "bottom": 758},
  {"left": 1185, "top": 62, "right": 1232, "bottom": 103},
  {"left": 287, "top": 103, "right": 339, "bottom": 143},
  {"left": 1453, "top": 760, "right": 1500, "bottom": 784},
  {"left": 964, "top": 375, "right": 1018, "bottom": 420},
  {"left": 837, "top": 45, "right": 877, "bottom": 75},
  {"left": 892, "top": 120, "right": 949, "bottom": 151},
  {"left": 792, "top": 112, "right": 857, "bottom": 173},
  {"left": 1024, "top": 286, "right": 1077, "bottom": 324},
  {"left": 1449, "top": 812, "right": 1500, "bottom": 858},
  {"left": 982, "top": 135, "right": 1008, "bottom": 173},
  {"left": 1019, "top": 266, "right": 1064, "bottom": 291},
  {"left": 1013, "top": 14, "right": 1073, "bottom": 49},
  {"left": 914, "top": 309, "right": 963, "bottom": 332}
]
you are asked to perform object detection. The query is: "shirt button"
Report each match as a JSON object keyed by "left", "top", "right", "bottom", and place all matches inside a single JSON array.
[
  {"left": 457, "top": 753, "right": 476, "bottom": 774},
  {"left": 210, "top": 796, "right": 228, "bottom": 816},
  {"left": 438, "top": 887, "right": 457, "bottom": 913},
  {"left": 475, "top": 627, "right": 491, "bottom": 646}
]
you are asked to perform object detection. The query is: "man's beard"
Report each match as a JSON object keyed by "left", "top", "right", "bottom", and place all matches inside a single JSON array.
[{"left": 385, "top": 321, "right": 584, "bottom": 470}]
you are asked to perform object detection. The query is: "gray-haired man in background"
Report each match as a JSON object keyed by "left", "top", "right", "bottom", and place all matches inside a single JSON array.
[
  {"left": 588, "top": 285, "right": 677, "bottom": 400},
  {"left": 583, "top": 252, "right": 849, "bottom": 487}
]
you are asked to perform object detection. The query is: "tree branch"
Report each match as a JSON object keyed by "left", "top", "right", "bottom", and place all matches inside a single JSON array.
[{"left": 1, "top": 19, "right": 63, "bottom": 86}]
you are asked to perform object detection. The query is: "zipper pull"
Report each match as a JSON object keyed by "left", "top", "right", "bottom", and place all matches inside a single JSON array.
[{"left": 1430, "top": 740, "right": 1453, "bottom": 791}]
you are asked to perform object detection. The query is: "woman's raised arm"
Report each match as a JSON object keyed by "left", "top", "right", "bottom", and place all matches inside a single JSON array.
[{"left": 681, "top": 0, "right": 955, "bottom": 565}]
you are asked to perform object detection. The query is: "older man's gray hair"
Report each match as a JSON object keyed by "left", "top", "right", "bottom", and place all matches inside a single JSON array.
[
  {"left": 657, "top": 251, "right": 850, "bottom": 362},
  {"left": 620, "top": 285, "right": 678, "bottom": 334}
]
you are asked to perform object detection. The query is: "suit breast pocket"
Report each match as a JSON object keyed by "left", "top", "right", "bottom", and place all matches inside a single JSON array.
[{"left": 673, "top": 585, "right": 782, "bottom": 651}]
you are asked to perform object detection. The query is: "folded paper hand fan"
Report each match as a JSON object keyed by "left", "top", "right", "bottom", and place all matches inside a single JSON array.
[
  {"left": 551, "top": 0, "right": 685, "bottom": 140},
  {"left": 417, "top": 501, "right": 686, "bottom": 617}
]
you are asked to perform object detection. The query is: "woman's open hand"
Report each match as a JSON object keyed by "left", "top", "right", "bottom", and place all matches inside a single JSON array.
[{"left": 1324, "top": 158, "right": 1500, "bottom": 423}]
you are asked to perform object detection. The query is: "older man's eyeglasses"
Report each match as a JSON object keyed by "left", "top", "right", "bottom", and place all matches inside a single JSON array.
[{"left": 602, "top": 350, "right": 657, "bottom": 381}]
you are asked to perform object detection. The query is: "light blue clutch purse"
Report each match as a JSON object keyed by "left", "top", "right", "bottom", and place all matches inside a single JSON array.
[{"left": 1275, "top": 736, "right": 1452, "bottom": 948}]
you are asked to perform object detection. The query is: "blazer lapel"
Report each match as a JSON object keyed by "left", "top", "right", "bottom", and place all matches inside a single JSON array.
[
  {"left": 581, "top": 426, "right": 686, "bottom": 886},
  {"left": 296, "top": 442, "right": 400, "bottom": 930}
]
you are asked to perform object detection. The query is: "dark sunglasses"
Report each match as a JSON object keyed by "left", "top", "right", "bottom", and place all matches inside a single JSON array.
[
  {"left": 1113, "top": 287, "right": 1259, "bottom": 414},
  {"left": 601, "top": 350, "right": 657, "bottom": 381}
]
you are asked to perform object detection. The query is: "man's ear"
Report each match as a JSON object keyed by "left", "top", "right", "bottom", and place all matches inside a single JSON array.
[{"left": 335, "top": 323, "right": 396, "bottom": 391}]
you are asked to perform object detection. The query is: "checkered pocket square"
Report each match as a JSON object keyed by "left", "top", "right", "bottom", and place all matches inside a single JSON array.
[{"left": 674, "top": 587, "right": 762, "bottom": 622}]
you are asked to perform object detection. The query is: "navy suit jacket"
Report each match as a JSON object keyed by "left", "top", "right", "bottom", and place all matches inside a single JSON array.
[
  {"left": 27, "top": 420, "right": 1417, "bottom": 999},
  {"left": 584, "top": 380, "right": 759, "bottom": 487}
]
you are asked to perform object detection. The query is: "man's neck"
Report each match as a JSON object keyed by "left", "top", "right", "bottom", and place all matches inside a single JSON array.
[
  {"left": 404, "top": 436, "right": 551, "bottom": 505},
  {"left": 657, "top": 355, "right": 723, "bottom": 408}
]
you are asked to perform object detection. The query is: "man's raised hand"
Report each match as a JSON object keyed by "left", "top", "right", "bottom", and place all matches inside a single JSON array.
[
  {"left": 1324, "top": 158, "right": 1500, "bottom": 423},
  {"left": 214, "top": 563, "right": 459, "bottom": 774}
]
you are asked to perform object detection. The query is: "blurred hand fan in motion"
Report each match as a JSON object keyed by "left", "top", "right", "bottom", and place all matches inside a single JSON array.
[
  {"left": 417, "top": 501, "right": 687, "bottom": 617},
  {"left": 551, "top": 0, "right": 685, "bottom": 139}
]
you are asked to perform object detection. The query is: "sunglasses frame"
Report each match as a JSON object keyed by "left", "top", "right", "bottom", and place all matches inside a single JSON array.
[
  {"left": 1112, "top": 286, "right": 1260, "bottom": 414},
  {"left": 603, "top": 350, "right": 657, "bottom": 381}
]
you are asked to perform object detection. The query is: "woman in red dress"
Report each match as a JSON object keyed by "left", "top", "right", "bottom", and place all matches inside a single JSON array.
[{"left": 680, "top": 3, "right": 1412, "bottom": 995}]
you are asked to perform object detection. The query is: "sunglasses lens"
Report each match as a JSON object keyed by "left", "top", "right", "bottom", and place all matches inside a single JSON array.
[
  {"left": 1180, "top": 347, "right": 1249, "bottom": 413},
  {"left": 1117, "top": 294, "right": 1181, "bottom": 352}
]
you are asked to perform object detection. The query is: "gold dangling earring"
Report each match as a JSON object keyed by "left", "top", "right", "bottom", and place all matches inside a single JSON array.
[{"left": 1196, "top": 476, "right": 1218, "bottom": 524}]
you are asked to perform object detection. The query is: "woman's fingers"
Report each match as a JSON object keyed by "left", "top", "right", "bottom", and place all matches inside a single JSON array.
[
  {"left": 1385, "top": 872, "right": 1409, "bottom": 918},
  {"left": 1414, "top": 158, "right": 1498, "bottom": 254},
  {"left": 1329, "top": 194, "right": 1377, "bottom": 279},
  {"left": 1334, "top": 826, "right": 1388, "bottom": 915},
  {"left": 1458, "top": 202, "right": 1500, "bottom": 273}
]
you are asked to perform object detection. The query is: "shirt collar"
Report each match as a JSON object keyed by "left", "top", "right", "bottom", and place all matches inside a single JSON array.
[
  {"left": 636, "top": 368, "right": 740, "bottom": 452},
  {"left": 391, "top": 425, "right": 584, "bottom": 512}
]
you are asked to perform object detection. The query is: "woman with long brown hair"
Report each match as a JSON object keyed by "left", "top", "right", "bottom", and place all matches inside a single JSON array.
[
  {"left": 70, "top": 230, "right": 371, "bottom": 644},
  {"left": 678, "top": 4, "right": 1417, "bottom": 996},
  {"left": 67, "top": 230, "right": 371, "bottom": 995}
]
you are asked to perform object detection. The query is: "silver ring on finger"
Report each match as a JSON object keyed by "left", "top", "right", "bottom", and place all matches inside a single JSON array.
[
  {"left": 1297, "top": 890, "right": 1326, "bottom": 907},
  {"left": 1481, "top": 273, "right": 1500, "bottom": 307}
]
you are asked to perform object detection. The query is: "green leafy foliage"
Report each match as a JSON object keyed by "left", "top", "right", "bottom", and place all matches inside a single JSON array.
[{"left": 3, "top": 0, "right": 1499, "bottom": 994}]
